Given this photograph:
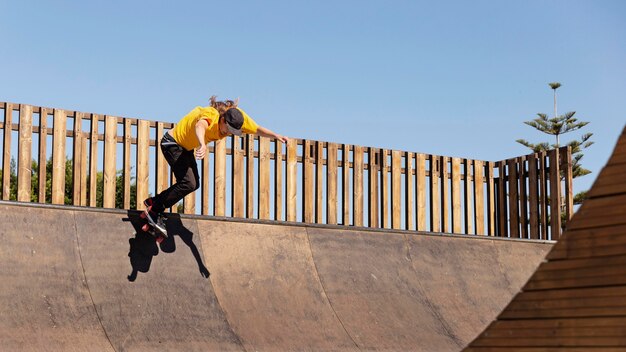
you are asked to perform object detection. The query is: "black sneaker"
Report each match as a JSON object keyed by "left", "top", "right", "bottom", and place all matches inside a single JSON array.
[{"left": 144, "top": 206, "right": 168, "bottom": 238}]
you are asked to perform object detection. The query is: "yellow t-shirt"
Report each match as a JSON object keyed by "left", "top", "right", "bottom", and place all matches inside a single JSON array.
[{"left": 171, "top": 106, "right": 259, "bottom": 151}]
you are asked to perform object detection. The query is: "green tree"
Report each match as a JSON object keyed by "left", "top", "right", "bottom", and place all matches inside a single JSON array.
[{"left": 516, "top": 82, "right": 594, "bottom": 204}]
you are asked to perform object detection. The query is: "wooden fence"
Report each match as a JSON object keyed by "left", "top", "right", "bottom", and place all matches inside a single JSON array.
[{"left": 0, "top": 102, "right": 573, "bottom": 239}]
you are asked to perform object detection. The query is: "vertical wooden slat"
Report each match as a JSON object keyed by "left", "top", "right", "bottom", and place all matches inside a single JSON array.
[
  {"left": 72, "top": 113, "right": 84, "bottom": 206},
  {"left": 549, "top": 148, "right": 561, "bottom": 238},
  {"left": 201, "top": 149, "right": 210, "bottom": 215},
  {"left": 487, "top": 161, "right": 496, "bottom": 236},
  {"left": 214, "top": 138, "right": 226, "bottom": 216},
  {"left": 88, "top": 114, "right": 99, "bottom": 207},
  {"left": 303, "top": 140, "right": 314, "bottom": 223},
  {"left": 507, "top": 158, "right": 520, "bottom": 238},
  {"left": 539, "top": 151, "right": 549, "bottom": 240},
  {"left": 122, "top": 118, "right": 132, "bottom": 209},
  {"left": 354, "top": 145, "right": 364, "bottom": 226},
  {"left": 342, "top": 144, "right": 351, "bottom": 226},
  {"left": 416, "top": 153, "right": 427, "bottom": 231},
  {"left": 518, "top": 156, "right": 528, "bottom": 239},
  {"left": 232, "top": 136, "right": 244, "bottom": 217},
  {"left": 562, "top": 147, "right": 574, "bottom": 221},
  {"left": 17, "top": 105, "right": 33, "bottom": 202},
  {"left": 440, "top": 156, "right": 449, "bottom": 233},
  {"left": 258, "top": 136, "right": 270, "bottom": 220},
  {"left": 327, "top": 143, "right": 338, "bottom": 225},
  {"left": 474, "top": 160, "right": 485, "bottom": 235},
  {"left": 380, "top": 149, "right": 389, "bottom": 228},
  {"left": 316, "top": 141, "right": 324, "bottom": 224},
  {"left": 286, "top": 139, "right": 297, "bottom": 221},
  {"left": 391, "top": 150, "right": 401, "bottom": 229},
  {"left": 246, "top": 134, "right": 254, "bottom": 218},
  {"left": 80, "top": 136, "right": 88, "bottom": 206},
  {"left": 2, "top": 103, "right": 12, "bottom": 200},
  {"left": 528, "top": 153, "right": 540, "bottom": 239},
  {"left": 451, "top": 157, "right": 462, "bottom": 233},
  {"left": 430, "top": 155, "right": 440, "bottom": 232},
  {"left": 52, "top": 109, "right": 67, "bottom": 205},
  {"left": 37, "top": 108, "right": 48, "bottom": 203},
  {"left": 137, "top": 120, "right": 150, "bottom": 209},
  {"left": 405, "top": 152, "right": 414, "bottom": 231},
  {"left": 102, "top": 115, "right": 117, "bottom": 208},
  {"left": 464, "top": 159, "right": 474, "bottom": 235},
  {"left": 275, "top": 140, "right": 283, "bottom": 221},
  {"left": 368, "top": 147, "right": 379, "bottom": 228},
  {"left": 156, "top": 123, "right": 168, "bottom": 196},
  {"left": 497, "top": 161, "right": 508, "bottom": 237}
]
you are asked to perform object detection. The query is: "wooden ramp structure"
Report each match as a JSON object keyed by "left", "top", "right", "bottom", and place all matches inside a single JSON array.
[{"left": 466, "top": 125, "right": 626, "bottom": 351}]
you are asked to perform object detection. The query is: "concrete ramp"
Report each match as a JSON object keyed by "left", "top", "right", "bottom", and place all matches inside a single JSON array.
[{"left": 0, "top": 201, "right": 552, "bottom": 351}]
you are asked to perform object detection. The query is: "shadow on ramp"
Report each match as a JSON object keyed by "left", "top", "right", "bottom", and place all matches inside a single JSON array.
[{"left": 124, "top": 211, "right": 210, "bottom": 282}]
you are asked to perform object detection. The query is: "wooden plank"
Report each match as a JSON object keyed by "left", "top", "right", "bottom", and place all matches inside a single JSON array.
[
  {"left": 136, "top": 120, "right": 150, "bottom": 210},
  {"left": 405, "top": 152, "right": 414, "bottom": 231},
  {"left": 354, "top": 145, "right": 364, "bottom": 226},
  {"left": 275, "top": 139, "right": 283, "bottom": 221},
  {"left": 246, "top": 134, "right": 254, "bottom": 218},
  {"left": 562, "top": 147, "right": 574, "bottom": 221},
  {"left": 232, "top": 136, "right": 244, "bottom": 217},
  {"left": 80, "top": 136, "right": 88, "bottom": 206},
  {"left": 258, "top": 136, "right": 270, "bottom": 219},
  {"left": 303, "top": 140, "right": 314, "bottom": 223},
  {"left": 528, "top": 153, "right": 540, "bottom": 239},
  {"left": 343, "top": 144, "right": 351, "bottom": 226},
  {"left": 214, "top": 138, "right": 226, "bottom": 216},
  {"left": 474, "top": 160, "right": 485, "bottom": 235},
  {"left": 368, "top": 147, "right": 379, "bottom": 228},
  {"left": 486, "top": 161, "right": 495, "bottom": 236},
  {"left": 507, "top": 158, "right": 520, "bottom": 238},
  {"left": 430, "top": 154, "right": 440, "bottom": 232},
  {"left": 201, "top": 140, "right": 210, "bottom": 215},
  {"left": 286, "top": 139, "right": 297, "bottom": 221},
  {"left": 316, "top": 141, "right": 324, "bottom": 224},
  {"left": 549, "top": 148, "right": 562, "bottom": 238},
  {"left": 156, "top": 123, "right": 169, "bottom": 197},
  {"left": 89, "top": 114, "right": 99, "bottom": 207},
  {"left": 497, "top": 161, "right": 508, "bottom": 237},
  {"left": 17, "top": 104, "right": 33, "bottom": 202},
  {"left": 391, "top": 150, "right": 402, "bottom": 229},
  {"left": 380, "top": 149, "right": 389, "bottom": 228},
  {"left": 451, "top": 157, "right": 462, "bottom": 233},
  {"left": 2, "top": 103, "right": 12, "bottom": 200},
  {"left": 122, "top": 118, "right": 132, "bottom": 209},
  {"left": 416, "top": 153, "right": 427, "bottom": 231},
  {"left": 440, "top": 156, "right": 449, "bottom": 233},
  {"left": 518, "top": 156, "right": 528, "bottom": 238},
  {"left": 52, "top": 109, "right": 68, "bottom": 205},
  {"left": 71, "top": 113, "right": 84, "bottom": 206},
  {"left": 464, "top": 159, "right": 474, "bottom": 235},
  {"left": 327, "top": 143, "right": 338, "bottom": 225},
  {"left": 539, "top": 151, "right": 549, "bottom": 240},
  {"left": 37, "top": 108, "right": 48, "bottom": 203}
]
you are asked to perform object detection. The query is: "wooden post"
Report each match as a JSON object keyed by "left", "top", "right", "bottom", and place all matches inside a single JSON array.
[
  {"left": 562, "top": 147, "right": 574, "bottom": 221},
  {"left": 232, "top": 136, "right": 244, "bottom": 217},
  {"left": 137, "top": 120, "right": 150, "bottom": 210},
  {"left": 391, "top": 150, "right": 402, "bottom": 229},
  {"left": 497, "top": 161, "right": 508, "bottom": 237},
  {"left": 416, "top": 153, "right": 426, "bottom": 231},
  {"left": 2, "top": 103, "right": 12, "bottom": 200},
  {"left": 156, "top": 123, "right": 169, "bottom": 198},
  {"left": 430, "top": 155, "right": 440, "bottom": 232},
  {"left": 548, "top": 148, "right": 561, "bottom": 238},
  {"left": 528, "top": 153, "right": 539, "bottom": 239},
  {"left": 539, "top": 151, "right": 548, "bottom": 240},
  {"left": 474, "top": 160, "right": 485, "bottom": 235},
  {"left": 342, "top": 144, "right": 351, "bottom": 226},
  {"left": 122, "top": 118, "right": 132, "bottom": 209},
  {"left": 17, "top": 105, "right": 33, "bottom": 202},
  {"left": 507, "top": 158, "right": 519, "bottom": 238},
  {"left": 38, "top": 108, "right": 48, "bottom": 203},
  {"left": 88, "top": 114, "right": 99, "bottom": 207},
  {"left": 451, "top": 157, "right": 462, "bottom": 233},
  {"left": 405, "top": 152, "right": 414, "bottom": 231},
  {"left": 80, "top": 136, "right": 88, "bottom": 206},
  {"left": 440, "top": 156, "right": 449, "bottom": 233},
  {"left": 327, "top": 143, "right": 338, "bottom": 225},
  {"left": 214, "top": 138, "right": 226, "bottom": 216},
  {"left": 52, "top": 109, "right": 68, "bottom": 205},
  {"left": 316, "top": 141, "right": 324, "bottom": 224},
  {"left": 275, "top": 139, "right": 283, "bottom": 221},
  {"left": 464, "top": 159, "right": 474, "bottom": 235},
  {"left": 486, "top": 161, "right": 495, "bottom": 236},
  {"left": 303, "top": 140, "right": 314, "bottom": 223},
  {"left": 246, "top": 134, "right": 255, "bottom": 218},
  {"left": 354, "top": 145, "right": 364, "bottom": 226},
  {"left": 72, "top": 113, "right": 84, "bottom": 206},
  {"left": 368, "top": 147, "right": 379, "bottom": 228},
  {"left": 102, "top": 115, "right": 117, "bottom": 208},
  {"left": 258, "top": 136, "right": 270, "bottom": 220},
  {"left": 518, "top": 156, "right": 528, "bottom": 239},
  {"left": 380, "top": 149, "right": 389, "bottom": 228},
  {"left": 286, "top": 139, "right": 297, "bottom": 221}
]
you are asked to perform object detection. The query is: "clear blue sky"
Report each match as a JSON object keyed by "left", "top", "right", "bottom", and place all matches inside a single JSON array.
[{"left": 1, "top": 0, "right": 624, "bottom": 194}]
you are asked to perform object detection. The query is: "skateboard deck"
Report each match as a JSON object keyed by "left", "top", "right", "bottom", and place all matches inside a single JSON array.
[{"left": 139, "top": 211, "right": 168, "bottom": 243}]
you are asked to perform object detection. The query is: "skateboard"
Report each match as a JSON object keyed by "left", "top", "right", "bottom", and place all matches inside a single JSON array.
[{"left": 139, "top": 211, "right": 168, "bottom": 243}]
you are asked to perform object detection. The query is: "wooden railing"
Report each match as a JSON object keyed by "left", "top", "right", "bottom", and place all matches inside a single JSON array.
[{"left": 0, "top": 102, "right": 573, "bottom": 239}]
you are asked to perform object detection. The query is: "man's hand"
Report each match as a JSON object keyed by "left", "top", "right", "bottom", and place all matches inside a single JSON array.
[{"left": 195, "top": 144, "right": 207, "bottom": 160}]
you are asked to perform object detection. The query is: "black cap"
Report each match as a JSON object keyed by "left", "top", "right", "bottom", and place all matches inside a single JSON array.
[{"left": 223, "top": 108, "right": 244, "bottom": 136}]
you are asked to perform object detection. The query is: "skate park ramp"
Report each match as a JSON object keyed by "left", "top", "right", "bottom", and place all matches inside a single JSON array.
[
  {"left": 465, "top": 126, "right": 626, "bottom": 351},
  {"left": 1, "top": 202, "right": 552, "bottom": 351}
]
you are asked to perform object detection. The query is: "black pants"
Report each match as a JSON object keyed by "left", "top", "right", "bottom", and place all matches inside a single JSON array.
[{"left": 151, "top": 133, "right": 200, "bottom": 214}]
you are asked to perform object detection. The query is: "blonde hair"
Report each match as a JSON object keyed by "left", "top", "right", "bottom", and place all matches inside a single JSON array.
[{"left": 209, "top": 95, "right": 239, "bottom": 116}]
